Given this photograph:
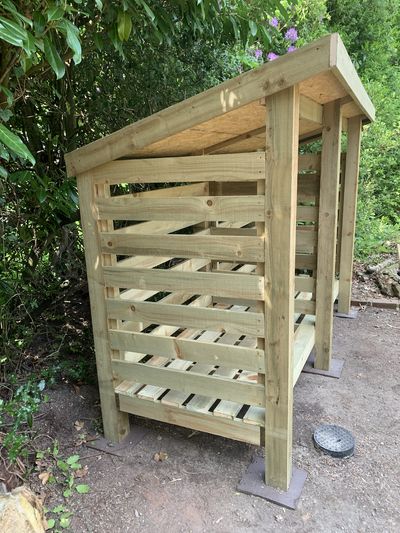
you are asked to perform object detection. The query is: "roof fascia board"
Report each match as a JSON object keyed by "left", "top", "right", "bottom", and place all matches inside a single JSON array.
[{"left": 329, "top": 33, "right": 375, "bottom": 122}]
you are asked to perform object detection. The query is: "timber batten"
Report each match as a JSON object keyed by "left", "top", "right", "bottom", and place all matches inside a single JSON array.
[{"left": 66, "top": 34, "right": 374, "bottom": 496}]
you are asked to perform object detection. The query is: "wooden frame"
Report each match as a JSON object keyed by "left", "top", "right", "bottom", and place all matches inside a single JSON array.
[{"left": 66, "top": 35, "right": 374, "bottom": 493}]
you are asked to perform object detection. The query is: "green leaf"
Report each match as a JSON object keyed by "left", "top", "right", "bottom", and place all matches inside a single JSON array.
[
  {"left": 141, "top": 1, "right": 156, "bottom": 22},
  {"left": 43, "top": 36, "right": 65, "bottom": 79},
  {"left": 66, "top": 454, "right": 80, "bottom": 465},
  {"left": 46, "top": 518, "right": 55, "bottom": 529},
  {"left": 0, "top": 16, "right": 27, "bottom": 46},
  {"left": 0, "top": 124, "right": 35, "bottom": 164},
  {"left": 46, "top": 5, "right": 65, "bottom": 22},
  {"left": 33, "top": 12, "right": 46, "bottom": 35},
  {"left": 95, "top": 0, "right": 103, "bottom": 10},
  {"left": 117, "top": 11, "right": 132, "bottom": 41},
  {"left": 249, "top": 20, "right": 258, "bottom": 37},
  {"left": 0, "top": 109, "right": 12, "bottom": 122},
  {"left": 75, "top": 484, "right": 90, "bottom": 494},
  {"left": 0, "top": 85, "right": 13, "bottom": 106},
  {"left": 59, "top": 516, "right": 70, "bottom": 528},
  {"left": 57, "top": 460, "right": 69, "bottom": 472},
  {"left": 63, "top": 488, "right": 73, "bottom": 498},
  {"left": 58, "top": 20, "right": 81, "bottom": 64},
  {"left": 93, "top": 33, "right": 103, "bottom": 50},
  {"left": 0, "top": 165, "right": 8, "bottom": 178},
  {"left": 52, "top": 505, "right": 65, "bottom": 514}
]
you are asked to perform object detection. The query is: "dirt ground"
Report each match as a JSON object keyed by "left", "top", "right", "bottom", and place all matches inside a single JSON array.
[{"left": 35, "top": 307, "right": 400, "bottom": 533}]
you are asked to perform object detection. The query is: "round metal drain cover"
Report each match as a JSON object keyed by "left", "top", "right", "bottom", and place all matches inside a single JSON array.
[{"left": 313, "top": 424, "right": 355, "bottom": 458}]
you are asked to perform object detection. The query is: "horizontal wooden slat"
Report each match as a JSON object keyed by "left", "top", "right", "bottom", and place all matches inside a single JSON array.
[
  {"left": 112, "top": 360, "right": 264, "bottom": 406},
  {"left": 105, "top": 267, "right": 264, "bottom": 300},
  {"left": 109, "top": 330, "right": 264, "bottom": 372},
  {"left": 297, "top": 206, "right": 318, "bottom": 222},
  {"left": 298, "top": 153, "right": 321, "bottom": 172},
  {"left": 126, "top": 182, "right": 209, "bottom": 198},
  {"left": 100, "top": 233, "right": 264, "bottom": 262},
  {"left": 113, "top": 219, "right": 200, "bottom": 235},
  {"left": 96, "top": 195, "right": 265, "bottom": 222},
  {"left": 294, "top": 298, "right": 316, "bottom": 314},
  {"left": 298, "top": 174, "right": 320, "bottom": 201},
  {"left": 106, "top": 299, "right": 264, "bottom": 337},
  {"left": 91, "top": 153, "right": 265, "bottom": 184},
  {"left": 118, "top": 394, "right": 260, "bottom": 445},
  {"left": 296, "top": 253, "right": 317, "bottom": 270},
  {"left": 295, "top": 276, "right": 316, "bottom": 293}
]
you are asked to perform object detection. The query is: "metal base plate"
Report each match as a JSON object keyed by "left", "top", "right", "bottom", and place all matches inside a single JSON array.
[
  {"left": 237, "top": 456, "right": 307, "bottom": 510},
  {"left": 302, "top": 354, "right": 344, "bottom": 379},
  {"left": 86, "top": 426, "right": 149, "bottom": 457},
  {"left": 334, "top": 308, "right": 358, "bottom": 319}
]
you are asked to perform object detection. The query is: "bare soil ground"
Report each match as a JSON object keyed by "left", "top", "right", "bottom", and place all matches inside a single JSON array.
[{"left": 33, "top": 307, "right": 400, "bottom": 533}]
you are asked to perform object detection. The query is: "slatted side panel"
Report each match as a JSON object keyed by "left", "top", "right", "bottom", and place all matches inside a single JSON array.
[{"left": 92, "top": 153, "right": 271, "bottom": 445}]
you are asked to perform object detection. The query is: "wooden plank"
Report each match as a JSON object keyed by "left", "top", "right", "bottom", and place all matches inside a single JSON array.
[
  {"left": 338, "top": 116, "right": 362, "bottom": 313},
  {"left": 108, "top": 330, "right": 264, "bottom": 372},
  {"left": 112, "top": 360, "right": 264, "bottom": 406},
  {"left": 138, "top": 358, "right": 192, "bottom": 401},
  {"left": 128, "top": 182, "right": 208, "bottom": 198},
  {"left": 294, "top": 298, "right": 316, "bottom": 315},
  {"left": 114, "top": 219, "right": 200, "bottom": 235},
  {"left": 77, "top": 176, "right": 130, "bottom": 442},
  {"left": 105, "top": 267, "right": 264, "bottom": 301},
  {"left": 296, "top": 253, "right": 317, "bottom": 270},
  {"left": 295, "top": 276, "right": 315, "bottom": 292},
  {"left": 106, "top": 299, "right": 264, "bottom": 337},
  {"left": 100, "top": 233, "right": 265, "bottom": 262},
  {"left": 96, "top": 195, "right": 265, "bottom": 222},
  {"left": 263, "top": 86, "right": 299, "bottom": 491},
  {"left": 90, "top": 152, "right": 265, "bottom": 184},
  {"left": 298, "top": 174, "right": 320, "bottom": 201},
  {"left": 118, "top": 394, "right": 260, "bottom": 445},
  {"left": 65, "top": 36, "right": 332, "bottom": 176},
  {"left": 315, "top": 100, "right": 342, "bottom": 370},
  {"left": 293, "top": 315, "right": 316, "bottom": 385},
  {"left": 297, "top": 206, "right": 318, "bottom": 222},
  {"left": 300, "top": 95, "right": 323, "bottom": 125}
]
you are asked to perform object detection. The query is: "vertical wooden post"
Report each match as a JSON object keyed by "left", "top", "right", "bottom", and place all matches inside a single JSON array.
[
  {"left": 264, "top": 85, "right": 299, "bottom": 491},
  {"left": 338, "top": 116, "right": 362, "bottom": 313},
  {"left": 314, "top": 101, "right": 342, "bottom": 370},
  {"left": 77, "top": 176, "right": 130, "bottom": 442}
]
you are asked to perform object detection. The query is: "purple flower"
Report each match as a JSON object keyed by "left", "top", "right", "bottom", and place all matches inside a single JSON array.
[
  {"left": 285, "top": 27, "right": 298, "bottom": 41},
  {"left": 267, "top": 52, "right": 279, "bottom": 61},
  {"left": 287, "top": 45, "right": 297, "bottom": 53},
  {"left": 269, "top": 17, "right": 279, "bottom": 28},
  {"left": 254, "top": 49, "right": 263, "bottom": 59}
]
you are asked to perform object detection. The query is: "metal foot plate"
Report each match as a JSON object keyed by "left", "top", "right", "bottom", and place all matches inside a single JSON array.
[
  {"left": 302, "top": 354, "right": 344, "bottom": 379},
  {"left": 237, "top": 456, "right": 307, "bottom": 510},
  {"left": 334, "top": 308, "right": 358, "bottom": 319},
  {"left": 86, "top": 426, "right": 149, "bottom": 456}
]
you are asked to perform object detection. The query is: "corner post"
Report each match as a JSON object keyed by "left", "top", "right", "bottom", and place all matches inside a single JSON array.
[
  {"left": 315, "top": 101, "right": 342, "bottom": 370},
  {"left": 264, "top": 85, "right": 299, "bottom": 490},
  {"left": 338, "top": 116, "right": 362, "bottom": 313},
  {"left": 77, "top": 176, "right": 130, "bottom": 442}
]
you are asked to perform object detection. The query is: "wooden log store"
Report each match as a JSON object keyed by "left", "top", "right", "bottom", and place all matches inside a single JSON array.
[{"left": 65, "top": 34, "right": 375, "bottom": 495}]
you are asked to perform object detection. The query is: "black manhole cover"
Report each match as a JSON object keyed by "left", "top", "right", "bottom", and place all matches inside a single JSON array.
[{"left": 313, "top": 424, "right": 355, "bottom": 458}]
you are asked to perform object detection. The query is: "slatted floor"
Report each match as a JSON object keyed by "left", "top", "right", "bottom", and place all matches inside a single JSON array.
[{"left": 115, "top": 297, "right": 313, "bottom": 433}]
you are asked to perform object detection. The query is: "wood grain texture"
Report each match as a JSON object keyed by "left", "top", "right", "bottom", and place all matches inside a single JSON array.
[
  {"left": 338, "top": 116, "right": 362, "bottom": 313},
  {"left": 263, "top": 85, "right": 299, "bottom": 490},
  {"left": 315, "top": 100, "right": 342, "bottom": 370}
]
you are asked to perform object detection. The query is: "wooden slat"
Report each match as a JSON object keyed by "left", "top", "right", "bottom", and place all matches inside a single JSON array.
[
  {"left": 108, "top": 330, "right": 264, "bottom": 372},
  {"left": 297, "top": 206, "right": 318, "bottom": 222},
  {"left": 118, "top": 394, "right": 260, "bottom": 445},
  {"left": 128, "top": 182, "right": 208, "bottom": 198},
  {"left": 90, "top": 152, "right": 265, "bottom": 184},
  {"left": 298, "top": 174, "right": 320, "bottom": 201},
  {"left": 315, "top": 100, "right": 342, "bottom": 370},
  {"left": 96, "top": 195, "right": 265, "bottom": 222},
  {"left": 263, "top": 85, "right": 299, "bottom": 491},
  {"left": 107, "top": 299, "right": 264, "bottom": 337},
  {"left": 105, "top": 267, "right": 264, "bottom": 301},
  {"left": 112, "top": 360, "right": 264, "bottom": 406},
  {"left": 295, "top": 276, "right": 315, "bottom": 292},
  {"left": 113, "top": 219, "right": 200, "bottom": 235},
  {"left": 100, "top": 233, "right": 264, "bottom": 262},
  {"left": 294, "top": 298, "right": 316, "bottom": 315}
]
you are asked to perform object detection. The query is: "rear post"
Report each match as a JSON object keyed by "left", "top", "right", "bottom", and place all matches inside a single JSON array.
[
  {"left": 315, "top": 101, "right": 342, "bottom": 370},
  {"left": 338, "top": 116, "right": 362, "bottom": 314}
]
